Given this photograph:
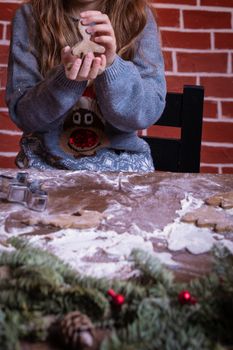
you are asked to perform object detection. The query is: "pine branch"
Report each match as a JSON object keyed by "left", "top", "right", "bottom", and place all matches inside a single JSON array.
[
  {"left": 130, "top": 249, "right": 174, "bottom": 291},
  {"left": 0, "top": 309, "right": 21, "bottom": 350},
  {"left": 0, "top": 239, "right": 233, "bottom": 349}
]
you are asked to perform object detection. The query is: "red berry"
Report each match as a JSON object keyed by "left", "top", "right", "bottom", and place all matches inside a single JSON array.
[
  {"left": 114, "top": 294, "right": 125, "bottom": 306},
  {"left": 107, "top": 289, "right": 116, "bottom": 298},
  {"left": 178, "top": 290, "right": 191, "bottom": 304}
]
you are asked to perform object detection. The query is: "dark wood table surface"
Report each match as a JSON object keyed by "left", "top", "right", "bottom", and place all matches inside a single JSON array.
[{"left": 0, "top": 169, "right": 233, "bottom": 350}]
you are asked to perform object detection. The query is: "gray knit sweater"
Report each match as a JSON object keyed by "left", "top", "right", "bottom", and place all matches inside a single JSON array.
[{"left": 6, "top": 4, "right": 166, "bottom": 172}]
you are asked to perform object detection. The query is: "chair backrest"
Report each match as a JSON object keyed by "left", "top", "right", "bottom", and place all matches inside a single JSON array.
[{"left": 142, "top": 85, "right": 204, "bottom": 173}]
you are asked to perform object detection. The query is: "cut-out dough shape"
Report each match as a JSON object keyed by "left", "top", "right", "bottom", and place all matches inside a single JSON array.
[
  {"left": 23, "top": 210, "right": 105, "bottom": 229},
  {"left": 205, "top": 191, "right": 233, "bottom": 209},
  {"left": 181, "top": 205, "right": 233, "bottom": 233},
  {"left": 71, "top": 20, "right": 105, "bottom": 57}
]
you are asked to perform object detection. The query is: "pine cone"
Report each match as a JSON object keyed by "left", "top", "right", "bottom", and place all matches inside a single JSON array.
[{"left": 60, "top": 311, "right": 96, "bottom": 349}]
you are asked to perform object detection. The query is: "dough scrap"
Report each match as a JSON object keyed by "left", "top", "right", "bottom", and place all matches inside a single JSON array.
[
  {"left": 181, "top": 205, "right": 233, "bottom": 233},
  {"left": 24, "top": 210, "right": 105, "bottom": 229},
  {"left": 205, "top": 191, "right": 233, "bottom": 209}
]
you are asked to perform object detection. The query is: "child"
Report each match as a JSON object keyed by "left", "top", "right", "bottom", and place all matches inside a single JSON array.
[{"left": 6, "top": 0, "right": 166, "bottom": 172}]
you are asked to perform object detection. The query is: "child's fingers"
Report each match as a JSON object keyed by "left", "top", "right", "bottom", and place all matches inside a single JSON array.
[
  {"left": 87, "top": 24, "right": 113, "bottom": 36},
  {"left": 80, "top": 10, "right": 103, "bottom": 19},
  {"left": 80, "top": 10, "right": 102, "bottom": 16},
  {"left": 100, "top": 54, "right": 107, "bottom": 69},
  {"left": 95, "top": 36, "right": 116, "bottom": 64},
  {"left": 80, "top": 12, "right": 110, "bottom": 25},
  {"left": 77, "top": 52, "right": 94, "bottom": 80},
  {"left": 65, "top": 58, "right": 82, "bottom": 80},
  {"left": 98, "top": 54, "right": 107, "bottom": 75},
  {"left": 88, "top": 57, "right": 101, "bottom": 80},
  {"left": 95, "top": 35, "right": 115, "bottom": 48}
]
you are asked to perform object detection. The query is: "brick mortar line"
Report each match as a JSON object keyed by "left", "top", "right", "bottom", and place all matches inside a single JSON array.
[
  {"left": 172, "top": 51, "right": 177, "bottom": 73},
  {"left": 152, "top": 4, "right": 233, "bottom": 12},
  {"left": 160, "top": 28, "right": 233, "bottom": 33},
  {"left": 205, "top": 97, "right": 233, "bottom": 101},
  {"left": 217, "top": 100, "right": 222, "bottom": 119},
  {"left": 220, "top": 166, "right": 233, "bottom": 171},
  {"left": 227, "top": 52, "right": 232, "bottom": 74},
  {"left": 204, "top": 118, "right": 233, "bottom": 122},
  {"left": 171, "top": 72, "right": 233, "bottom": 77},
  {"left": 0, "top": 152, "right": 17, "bottom": 157},
  {"left": 202, "top": 141, "right": 233, "bottom": 147},
  {"left": 210, "top": 31, "right": 214, "bottom": 51},
  {"left": 2, "top": 23, "right": 8, "bottom": 42},
  {"left": 228, "top": 52, "right": 233, "bottom": 73},
  {"left": 0, "top": 0, "right": 22, "bottom": 3},
  {"left": 201, "top": 163, "right": 233, "bottom": 166},
  {"left": 165, "top": 72, "right": 233, "bottom": 77},
  {"left": 180, "top": 8, "right": 184, "bottom": 30},
  {"left": 163, "top": 49, "right": 233, "bottom": 53},
  {"left": 0, "top": 21, "right": 10, "bottom": 25},
  {"left": 0, "top": 130, "right": 21, "bottom": 135},
  {"left": 0, "top": 40, "right": 10, "bottom": 45}
]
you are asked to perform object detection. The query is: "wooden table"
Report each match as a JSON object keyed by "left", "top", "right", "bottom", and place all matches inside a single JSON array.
[
  {"left": 0, "top": 169, "right": 233, "bottom": 350},
  {"left": 0, "top": 169, "right": 233, "bottom": 349}
]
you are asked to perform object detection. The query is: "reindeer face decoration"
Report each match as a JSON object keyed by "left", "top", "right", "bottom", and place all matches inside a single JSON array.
[{"left": 59, "top": 97, "right": 109, "bottom": 157}]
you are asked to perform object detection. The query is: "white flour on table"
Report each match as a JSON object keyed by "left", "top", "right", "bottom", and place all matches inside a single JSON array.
[{"left": 0, "top": 192, "right": 233, "bottom": 278}]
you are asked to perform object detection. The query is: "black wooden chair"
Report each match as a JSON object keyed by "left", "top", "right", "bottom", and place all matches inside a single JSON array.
[{"left": 142, "top": 85, "right": 204, "bottom": 173}]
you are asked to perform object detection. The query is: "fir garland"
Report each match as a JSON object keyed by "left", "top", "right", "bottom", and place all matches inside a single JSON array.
[{"left": 0, "top": 237, "right": 232, "bottom": 350}]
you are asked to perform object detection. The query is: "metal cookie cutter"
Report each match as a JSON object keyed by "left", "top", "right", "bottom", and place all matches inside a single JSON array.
[
  {"left": 27, "top": 180, "right": 48, "bottom": 212},
  {"left": 0, "top": 172, "right": 48, "bottom": 212}
]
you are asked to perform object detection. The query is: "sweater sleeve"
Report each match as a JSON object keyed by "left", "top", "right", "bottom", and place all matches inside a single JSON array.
[
  {"left": 94, "top": 8, "right": 166, "bottom": 133},
  {"left": 5, "top": 4, "right": 87, "bottom": 133}
]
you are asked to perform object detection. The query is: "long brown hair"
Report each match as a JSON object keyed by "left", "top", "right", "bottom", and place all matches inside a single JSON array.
[{"left": 26, "top": 0, "right": 149, "bottom": 76}]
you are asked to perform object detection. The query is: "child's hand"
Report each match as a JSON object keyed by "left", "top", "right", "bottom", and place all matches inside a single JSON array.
[
  {"left": 80, "top": 11, "right": 117, "bottom": 67},
  {"left": 61, "top": 46, "right": 106, "bottom": 81}
]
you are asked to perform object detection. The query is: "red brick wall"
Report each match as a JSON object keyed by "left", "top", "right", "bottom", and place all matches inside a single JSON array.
[
  {"left": 0, "top": 1, "right": 21, "bottom": 168},
  {"left": 151, "top": 0, "right": 233, "bottom": 173},
  {"left": 0, "top": 0, "right": 233, "bottom": 173}
]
